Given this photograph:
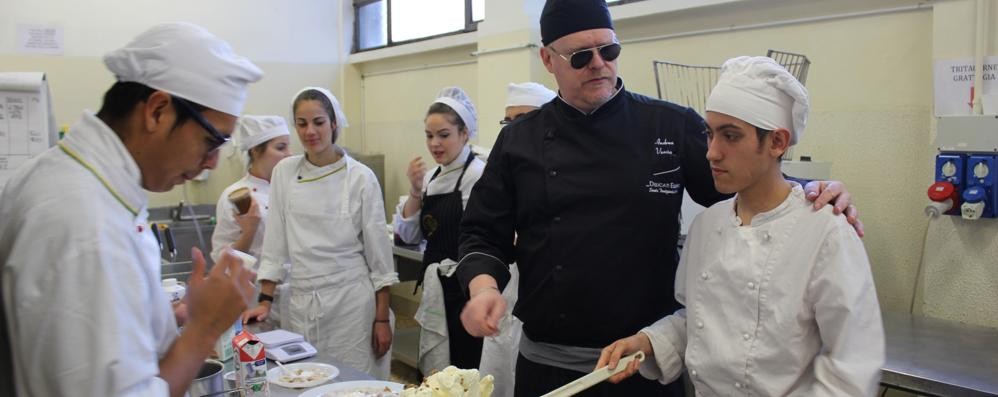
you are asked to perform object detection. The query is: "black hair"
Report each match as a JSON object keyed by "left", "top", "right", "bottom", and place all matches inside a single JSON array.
[
  {"left": 755, "top": 126, "right": 787, "bottom": 162},
  {"left": 426, "top": 102, "right": 467, "bottom": 134},
  {"left": 96, "top": 81, "right": 206, "bottom": 131},
  {"left": 293, "top": 89, "right": 339, "bottom": 144},
  {"left": 755, "top": 126, "right": 772, "bottom": 143}
]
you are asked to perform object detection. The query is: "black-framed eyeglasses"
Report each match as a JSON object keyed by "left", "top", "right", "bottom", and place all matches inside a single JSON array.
[
  {"left": 550, "top": 42, "right": 622, "bottom": 69},
  {"left": 171, "top": 95, "right": 230, "bottom": 153},
  {"left": 499, "top": 118, "right": 514, "bottom": 125}
]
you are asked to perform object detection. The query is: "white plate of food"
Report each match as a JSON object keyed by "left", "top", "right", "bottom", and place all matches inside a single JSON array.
[
  {"left": 298, "top": 380, "right": 405, "bottom": 397},
  {"left": 267, "top": 362, "right": 339, "bottom": 389}
]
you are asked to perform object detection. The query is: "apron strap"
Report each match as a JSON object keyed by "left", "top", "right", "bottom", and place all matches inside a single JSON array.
[
  {"left": 452, "top": 150, "right": 476, "bottom": 193},
  {"left": 423, "top": 149, "right": 477, "bottom": 199},
  {"left": 307, "top": 289, "right": 324, "bottom": 343}
]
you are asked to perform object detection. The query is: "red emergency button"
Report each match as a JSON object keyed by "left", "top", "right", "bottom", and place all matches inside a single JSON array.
[{"left": 927, "top": 181, "right": 955, "bottom": 202}]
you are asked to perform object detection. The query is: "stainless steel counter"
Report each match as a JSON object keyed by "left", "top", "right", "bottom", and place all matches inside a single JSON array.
[
  {"left": 392, "top": 245, "right": 425, "bottom": 282},
  {"left": 881, "top": 311, "right": 998, "bottom": 396}
]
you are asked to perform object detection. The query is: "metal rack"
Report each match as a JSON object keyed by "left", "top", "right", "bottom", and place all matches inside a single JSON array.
[
  {"left": 766, "top": 49, "right": 811, "bottom": 84},
  {"left": 652, "top": 61, "right": 720, "bottom": 116},
  {"left": 652, "top": 50, "right": 811, "bottom": 110}
]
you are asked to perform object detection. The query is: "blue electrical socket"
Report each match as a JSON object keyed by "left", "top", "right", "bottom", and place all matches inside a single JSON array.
[
  {"left": 935, "top": 154, "right": 964, "bottom": 185},
  {"left": 965, "top": 155, "right": 998, "bottom": 218}
]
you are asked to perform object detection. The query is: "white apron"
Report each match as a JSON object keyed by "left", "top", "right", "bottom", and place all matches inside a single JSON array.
[
  {"left": 414, "top": 259, "right": 456, "bottom": 375},
  {"left": 478, "top": 264, "right": 521, "bottom": 397},
  {"left": 280, "top": 155, "right": 392, "bottom": 379}
]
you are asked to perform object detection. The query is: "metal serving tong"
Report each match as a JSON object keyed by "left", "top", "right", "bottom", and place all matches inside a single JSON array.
[{"left": 540, "top": 351, "right": 646, "bottom": 397}]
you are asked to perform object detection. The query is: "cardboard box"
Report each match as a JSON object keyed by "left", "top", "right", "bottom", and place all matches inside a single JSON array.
[{"left": 233, "top": 330, "right": 269, "bottom": 396}]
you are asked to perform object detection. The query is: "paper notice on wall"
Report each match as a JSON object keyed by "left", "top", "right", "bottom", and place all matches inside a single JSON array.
[
  {"left": 934, "top": 57, "right": 998, "bottom": 116},
  {"left": 0, "top": 73, "right": 58, "bottom": 191},
  {"left": 17, "top": 24, "right": 64, "bottom": 55}
]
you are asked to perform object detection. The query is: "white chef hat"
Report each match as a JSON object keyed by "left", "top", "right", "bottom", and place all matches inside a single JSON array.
[
  {"left": 103, "top": 22, "right": 263, "bottom": 117},
  {"left": 705, "top": 56, "right": 809, "bottom": 145},
  {"left": 505, "top": 82, "right": 557, "bottom": 108},
  {"left": 432, "top": 87, "right": 478, "bottom": 139},
  {"left": 292, "top": 86, "right": 350, "bottom": 138},
  {"left": 238, "top": 115, "right": 289, "bottom": 153}
]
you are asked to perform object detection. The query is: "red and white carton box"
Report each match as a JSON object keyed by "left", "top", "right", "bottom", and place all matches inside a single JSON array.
[{"left": 233, "top": 330, "right": 270, "bottom": 396}]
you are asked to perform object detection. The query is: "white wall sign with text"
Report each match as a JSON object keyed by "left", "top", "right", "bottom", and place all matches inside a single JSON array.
[
  {"left": 16, "top": 24, "right": 64, "bottom": 55},
  {"left": 933, "top": 57, "right": 998, "bottom": 116}
]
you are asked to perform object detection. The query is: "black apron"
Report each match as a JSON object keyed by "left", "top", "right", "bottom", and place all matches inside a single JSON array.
[{"left": 419, "top": 150, "right": 483, "bottom": 369}]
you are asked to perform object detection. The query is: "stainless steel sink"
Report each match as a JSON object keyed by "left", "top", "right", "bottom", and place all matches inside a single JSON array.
[{"left": 151, "top": 204, "right": 216, "bottom": 281}]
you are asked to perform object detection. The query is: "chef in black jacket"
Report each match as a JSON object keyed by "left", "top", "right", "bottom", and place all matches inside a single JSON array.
[{"left": 455, "top": 0, "right": 862, "bottom": 396}]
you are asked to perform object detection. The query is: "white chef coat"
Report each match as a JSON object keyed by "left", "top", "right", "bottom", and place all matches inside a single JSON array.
[
  {"left": 257, "top": 153, "right": 399, "bottom": 379},
  {"left": 212, "top": 174, "right": 271, "bottom": 261},
  {"left": 392, "top": 145, "right": 485, "bottom": 244},
  {"left": 212, "top": 174, "right": 290, "bottom": 328},
  {"left": 639, "top": 183, "right": 884, "bottom": 396},
  {"left": 0, "top": 112, "right": 176, "bottom": 396}
]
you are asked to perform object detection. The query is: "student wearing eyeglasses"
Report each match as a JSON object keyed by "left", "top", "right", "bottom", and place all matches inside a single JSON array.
[
  {"left": 455, "top": 1, "right": 863, "bottom": 396},
  {"left": 0, "top": 23, "right": 261, "bottom": 397},
  {"left": 242, "top": 87, "right": 399, "bottom": 380}
]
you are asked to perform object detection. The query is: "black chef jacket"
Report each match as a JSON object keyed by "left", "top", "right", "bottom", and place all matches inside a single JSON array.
[{"left": 457, "top": 79, "right": 731, "bottom": 348}]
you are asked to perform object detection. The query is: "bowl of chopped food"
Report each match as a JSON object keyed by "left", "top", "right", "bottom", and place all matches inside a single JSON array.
[{"left": 267, "top": 362, "right": 340, "bottom": 389}]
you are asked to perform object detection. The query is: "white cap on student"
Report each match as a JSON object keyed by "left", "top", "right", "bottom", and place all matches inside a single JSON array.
[
  {"left": 706, "top": 56, "right": 809, "bottom": 145},
  {"left": 505, "top": 82, "right": 556, "bottom": 108},
  {"left": 103, "top": 22, "right": 263, "bottom": 117},
  {"left": 238, "top": 115, "right": 289, "bottom": 152},
  {"left": 293, "top": 86, "right": 350, "bottom": 137},
  {"left": 433, "top": 87, "right": 478, "bottom": 138}
]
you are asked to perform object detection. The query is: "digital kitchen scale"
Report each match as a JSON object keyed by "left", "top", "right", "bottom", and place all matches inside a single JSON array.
[{"left": 256, "top": 329, "right": 317, "bottom": 362}]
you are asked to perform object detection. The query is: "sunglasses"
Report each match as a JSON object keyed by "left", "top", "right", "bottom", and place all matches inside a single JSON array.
[
  {"left": 171, "top": 95, "right": 230, "bottom": 154},
  {"left": 550, "top": 42, "right": 622, "bottom": 69}
]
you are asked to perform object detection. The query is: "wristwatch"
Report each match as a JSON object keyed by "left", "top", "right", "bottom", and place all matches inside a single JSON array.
[{"left": 258, "top": 292, "right": 274, "bottom": 303}]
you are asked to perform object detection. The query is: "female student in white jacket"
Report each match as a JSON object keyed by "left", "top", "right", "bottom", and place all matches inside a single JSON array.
[
  {"left": 393, "top": 87, "right": 486, "bottom": 373},
  {"left": 211, "top": 115, "right": 292, "bottom": 325},
  {"left": 243, "top": 87, "right": 398, "bottom": 379}
]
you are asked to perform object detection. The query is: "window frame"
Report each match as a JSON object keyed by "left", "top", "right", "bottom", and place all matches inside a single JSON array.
[{"left": 353, "top": 0, "right": 481, "bottom": 53}]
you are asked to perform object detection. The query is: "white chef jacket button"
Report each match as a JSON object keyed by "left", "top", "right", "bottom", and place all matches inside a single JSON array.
[
  {"left": 701, "top": 272, "right": 709, "bottom": 280},
  {"left": 549, "top": 170, "right": 558, "bottom": 177},
  {"left": 735, "top": 382, "right": 742, "bottom": 389},
  {"left": 696, "top": 321, "right": 704, "bottom": 329},
  {"left": 747, "top": 282, "right": 756, "bottom": 289},
  {"left": 554, "top": 216, "right": 562, "bottom": 223},
  {"left": 743, "top": 333, "right": 751, "bottom": 340},
  {"left": 690, "top": 369, "right": 698, "bottom": 377},
  {"left": 555, "top": 265, "right": 563, "bottom": 271}
]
